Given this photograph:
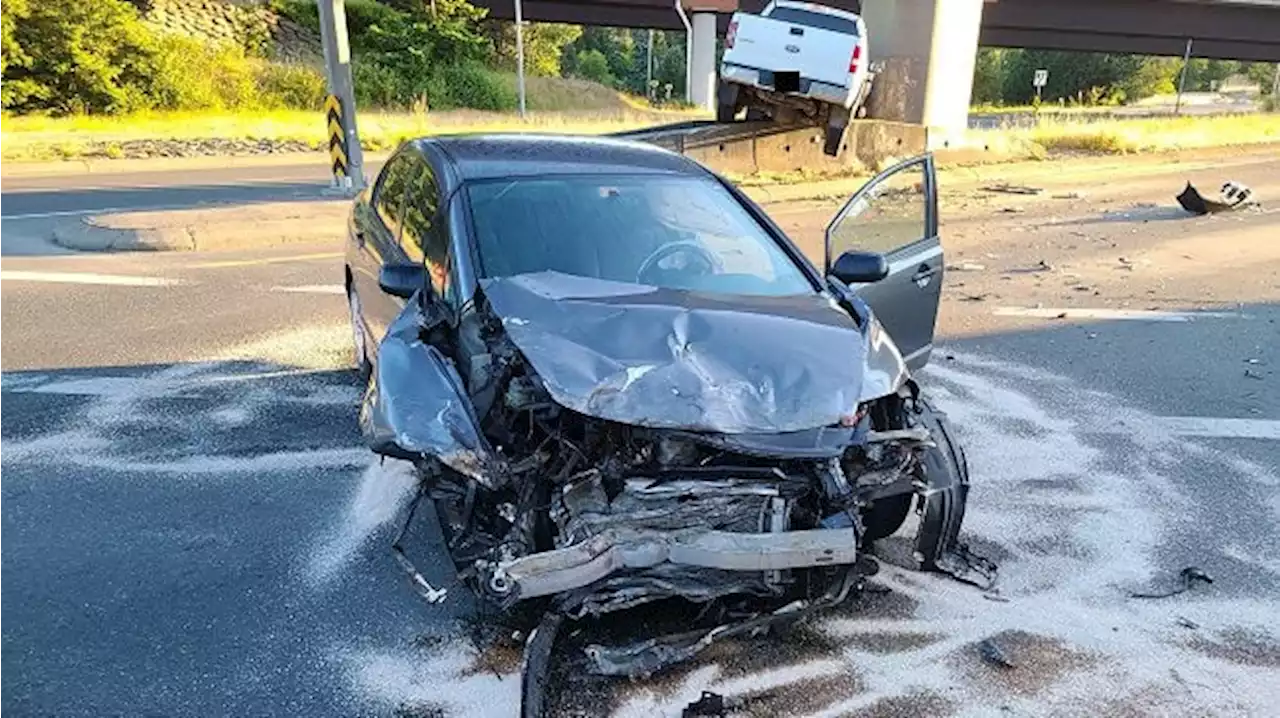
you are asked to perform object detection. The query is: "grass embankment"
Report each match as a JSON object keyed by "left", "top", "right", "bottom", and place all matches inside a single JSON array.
[
  {"left": 0, "top": 76, "right": 707, "bottom": 161},
  {"left": 979, "top": 112, "right": 1280, "bottom": 153}
]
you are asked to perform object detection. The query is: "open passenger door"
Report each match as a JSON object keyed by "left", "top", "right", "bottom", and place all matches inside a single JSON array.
[{"left": 825, "top": 154, "right": 941, "bottom": 370}]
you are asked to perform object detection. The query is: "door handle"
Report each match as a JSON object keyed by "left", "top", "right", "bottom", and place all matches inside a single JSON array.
[{"left": 911, "top": 264, "right": 938, "bottom": 287}]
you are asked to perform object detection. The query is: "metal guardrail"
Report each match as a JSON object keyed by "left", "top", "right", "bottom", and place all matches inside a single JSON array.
[{"left": 608, "top": 118, "right": 816, "bottom": 154}]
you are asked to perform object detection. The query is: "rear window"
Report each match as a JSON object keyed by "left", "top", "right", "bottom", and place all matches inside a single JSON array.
[{"left": 766, "top": 7, "right": 859, "bottom": 35}]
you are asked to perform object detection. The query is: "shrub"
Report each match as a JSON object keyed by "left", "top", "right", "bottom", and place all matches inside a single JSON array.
[
  {"left": 2, "top": 0, "right": 159, "bottom": 114},
  {"left": 443, "top": 62, "right": 515, "bottom": 111},
  {"left": 256, "top": 62, "right": 327, "bottom": 110},
  {"left": 150, "top": 34, "right": 323, "bottom": 111},
  {"left": 149, "top": 36, "right": 256, "bottom": 111},
  {"left": 572, "top": 48, "right": 613, "bottom": 86}
]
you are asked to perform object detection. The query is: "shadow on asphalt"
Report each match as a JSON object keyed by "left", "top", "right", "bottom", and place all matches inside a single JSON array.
[{"left": 1, "top": 180, "right": 334, "bottom": 218}]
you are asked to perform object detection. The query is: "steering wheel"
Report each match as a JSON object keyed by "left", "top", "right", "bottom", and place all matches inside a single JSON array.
[{"left": 635, "top": 241, "right": 719, "bottom": 286}]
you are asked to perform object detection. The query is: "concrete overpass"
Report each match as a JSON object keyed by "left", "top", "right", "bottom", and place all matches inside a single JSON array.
[
  {"left": 475, "top": 0, "right": 1280, "bottom": 146},
  {"left": 476, "top": 0, "right": 1280, "bottom": 63}
]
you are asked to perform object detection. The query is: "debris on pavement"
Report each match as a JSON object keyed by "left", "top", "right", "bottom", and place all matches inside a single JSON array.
[
  {"left": 1176, "top": 180, "right": 1254, "bottom": 215},
  {"left": 978, "top": 637, "right": 1017, "bottom": 669},
  {"left": 682, "top": 691, "right": 743, "bottom": 717},
  {"left": 982, "top": 184, "right": 1043, "bottom": 196},
  {"left": 1177, "top": 616, "right": 1201, "bottom": 630},
  {"left": 1245, "top": 369, "right": 1265, "bottom": 380},
  {"left": 947, "top": 261, "right": 987, "bottom": 272},
  {"left": 1130, "top": 566, "right": 1215, "bottom": 599}
]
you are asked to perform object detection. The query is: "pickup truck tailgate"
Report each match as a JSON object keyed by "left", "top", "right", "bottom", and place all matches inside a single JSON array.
[{"left": 726, "top": 13, "right": 856, "bottom": 89}]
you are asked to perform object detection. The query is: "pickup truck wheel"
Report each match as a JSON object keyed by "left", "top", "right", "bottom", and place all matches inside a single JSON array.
[
  {"left": 716, "top": 80, "right": 741, "bottom": 123},
  {"left": 823, "top": 106, "right": 851, "bottom": 157}
]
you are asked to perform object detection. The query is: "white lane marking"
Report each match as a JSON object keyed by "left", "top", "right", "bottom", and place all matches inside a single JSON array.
[
  {"left": 1094, "top": 416, "right": 1280, "bottom": 441},
  {"left": 1, "top": 270, "right": 185, "bottom": 287},
  {"left": 994, "top": 306, "right": 1248, "bottom": 322},
  {"left": 271, "top": 284, "right": 345, "bottom": 295}
]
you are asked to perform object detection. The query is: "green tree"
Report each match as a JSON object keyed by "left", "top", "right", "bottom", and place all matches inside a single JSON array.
[
  {"left": 486, "top": 21, "right": 582, "bottom": 77},
  {"left": 2, "top": 0, "right": 160, "bottom": 114},
  {"left": 1, "top": 0, "right": 31, "bottom": 108},
  {"left": 571, "top": 48, "right": 613, "bottom": 85},
  {"left": 970, "top": 48, "right": 1005, "bottom": 105}
]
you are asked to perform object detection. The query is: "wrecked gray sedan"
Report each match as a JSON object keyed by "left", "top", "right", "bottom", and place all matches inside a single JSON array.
[{"left": 344, "top": 135, "right": 992, "bottom": 706}]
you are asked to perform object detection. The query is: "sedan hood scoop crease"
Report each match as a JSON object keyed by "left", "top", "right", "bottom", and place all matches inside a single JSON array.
[{"left": 481, "top": 271, "right": 867, "bottom": 434}]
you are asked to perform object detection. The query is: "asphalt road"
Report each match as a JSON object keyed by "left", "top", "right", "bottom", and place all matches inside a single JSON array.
[{"left": 3, "top": 154, "right": 1280, "bottom": 717}]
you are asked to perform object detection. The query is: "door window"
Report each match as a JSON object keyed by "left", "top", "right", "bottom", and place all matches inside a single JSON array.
[
  {"left": 400, "top": 160, "right": 455, "bottom": 305},
  {"left": 374, "top": 152, "right": 415, "bottom": 237},
  {"left": 826, "top": 159, "right": 931, "bottom": 268}
]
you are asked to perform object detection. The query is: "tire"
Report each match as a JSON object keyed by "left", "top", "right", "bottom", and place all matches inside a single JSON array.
[
  {"left": 912, "top": 400, "right": 971, "bottom": 568},
  {"left": 716, "top": 80, "right": 740, "bottom": 123},
  {"left": 823, "top": 105, "right": 852, "bottom": 156},
  {"left": 861, "top": 493, "right": 912, "bottom": 542},
  {"left": 861, "top": 399, "right": 967, "bottom": 543},
  {"left": 348, "top": 286, "right": 371, "bottom": 382}
]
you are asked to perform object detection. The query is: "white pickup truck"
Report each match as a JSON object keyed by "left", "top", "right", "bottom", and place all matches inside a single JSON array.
[{"left": 718, "top": 1, "right": 873, "bottom": 156}]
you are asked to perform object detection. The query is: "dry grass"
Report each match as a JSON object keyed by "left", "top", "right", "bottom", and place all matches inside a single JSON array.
[{"left": 981, "top": 112, "right": 1280, "bottom": 154}]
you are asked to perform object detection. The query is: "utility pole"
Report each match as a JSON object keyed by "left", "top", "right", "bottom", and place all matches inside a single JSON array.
[
  {"left": 1175, "top": 38, "right": 1194, "bottom": 116},
  {"left": 514, "top": 0, "right": 527, "bottom": 118},
  {"left": 647, "top": 29, "right": 655, "bottom": 99},
  {"left": 317, "top": 0, "right": 365, "bottom": 191}
]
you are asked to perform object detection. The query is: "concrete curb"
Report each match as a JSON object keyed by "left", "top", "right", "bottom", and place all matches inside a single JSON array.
[{"left": 51, "top": 200, "right": 351, "bottom": 253}]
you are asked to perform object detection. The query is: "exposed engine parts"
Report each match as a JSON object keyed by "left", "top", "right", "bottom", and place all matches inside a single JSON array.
[{"left": 361, "top": 275, "right": 997, "bottom": 717}]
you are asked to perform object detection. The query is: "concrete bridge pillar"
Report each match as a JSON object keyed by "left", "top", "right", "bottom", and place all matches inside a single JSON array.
[
  {"left": 861, "top": 0, "right": 984, "bottom": 148},
  {"left": 683, "top": 0, "right": 736, "bottom": 111}
]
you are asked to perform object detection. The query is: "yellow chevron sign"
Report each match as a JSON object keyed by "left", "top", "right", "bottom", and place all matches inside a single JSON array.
[{"left": 325, "top": 94, "right": 347, "bottom": 178}]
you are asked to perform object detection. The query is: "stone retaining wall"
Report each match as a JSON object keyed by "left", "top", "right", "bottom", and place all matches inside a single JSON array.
[{"left": 139, "top": 0, "right": 320, "bottom": 63}]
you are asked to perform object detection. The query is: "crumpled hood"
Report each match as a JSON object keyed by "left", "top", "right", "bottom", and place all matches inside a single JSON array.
[{"left": 481, "top": 272, "right": 870, "bottom": 434}]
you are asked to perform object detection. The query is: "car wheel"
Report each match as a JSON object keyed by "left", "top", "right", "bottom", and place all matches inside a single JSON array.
[
  {"left": 861, "top": 399, "right": 967, "bottom": 543},
  {"left": 348, "top": 287, "right": 371, "bottom": 381},
  {"left": 861, "top": 493, "right": 913, "bottom": 543}
]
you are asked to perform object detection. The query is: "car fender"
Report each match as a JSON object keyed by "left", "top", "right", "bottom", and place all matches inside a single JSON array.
[{"left": 360, "top": 294, "right": 507, "bottom": 489}]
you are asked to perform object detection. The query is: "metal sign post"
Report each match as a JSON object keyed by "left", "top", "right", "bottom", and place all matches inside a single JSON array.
[
  {"left": 514, "top": 0, "right": 527, "bottom": 118},
  {"left": 1175, "top": 38, "right": 1194, "bottom": 115},
  {"left": 317, "top": 0, "right": 364, "bottom": 192}
]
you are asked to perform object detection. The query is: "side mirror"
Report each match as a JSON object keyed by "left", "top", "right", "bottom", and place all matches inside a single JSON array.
[
  {"left": 378, "top": 264, "right": 428, "bottom": 299},
  {"left": 830, "top": 250, "right": 889, "bottom": 285}
]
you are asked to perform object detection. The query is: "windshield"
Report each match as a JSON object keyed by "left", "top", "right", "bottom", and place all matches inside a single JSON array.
[
  {"left": 766, "top": 7, "right": 859, "bottom": 35},
  {"left": 466, "top": 174, "right": 815, "bottom": 297}
]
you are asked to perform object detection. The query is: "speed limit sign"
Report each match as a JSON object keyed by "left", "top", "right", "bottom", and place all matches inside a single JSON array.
[{"left": 1033, "top": 69, "right": 1048, "bottom": 88}]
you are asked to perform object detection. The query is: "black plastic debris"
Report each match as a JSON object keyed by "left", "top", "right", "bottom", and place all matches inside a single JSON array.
[
  {"left": 1130, "top": 566, "right": 1215, "bottom": 599},
  {"left": 978, "top": 638, "right": 1016, "bottom": 669},
  {"left": 682, "top": 691, "right": 742, "bottom": 718},
  {"left": 1177, "top": 181, "right": 1253, "bottom": 215}
]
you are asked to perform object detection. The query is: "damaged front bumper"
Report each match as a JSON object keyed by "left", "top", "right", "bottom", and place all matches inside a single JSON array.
[{"left": 492, "top": 525, "right": 860, "bottom": 601}]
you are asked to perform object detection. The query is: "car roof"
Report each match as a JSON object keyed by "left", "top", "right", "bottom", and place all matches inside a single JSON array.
[{"left": 419, "top": 134, "right": 708, "bottom": 181}]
